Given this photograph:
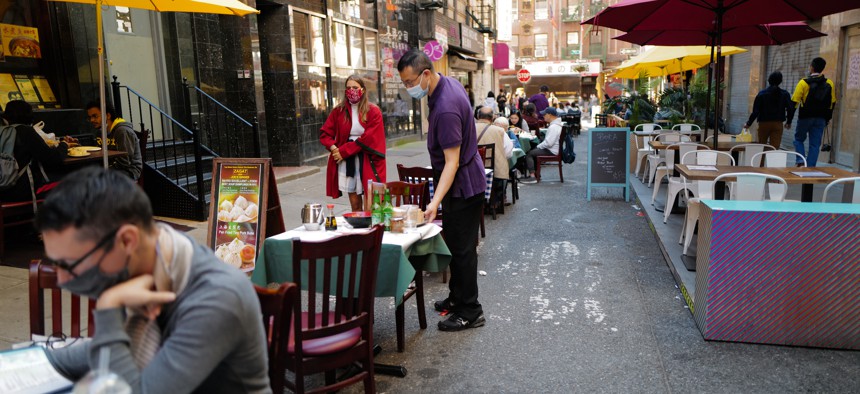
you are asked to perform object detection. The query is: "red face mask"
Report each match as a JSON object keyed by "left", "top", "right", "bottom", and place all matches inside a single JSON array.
[{"left": 346, "top": 88, "right": 363, "bottom": 104}]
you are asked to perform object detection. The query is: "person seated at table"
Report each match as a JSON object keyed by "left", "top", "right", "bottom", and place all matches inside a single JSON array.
[
  {"left": 569, "top": 103, "right": 582, "bottom": 117},
  {"left": 0, "top": 100, "right": 72, "bottom": 202},
  {"left": 40, "top": 166, "right": 271, "bottom": 393},
  {"left": 476, "top": 107, "right": 511, "bottom": 208},
  {"left": 508, "top": 112, "right": 530, "bottom": 135},
  {"left": 521, "top": 107, "right": 563, "bottom": 183},
  {"left": 86, "top": 102, "right": 143, "bottom": 180},
  {"left": 521, "top": 103, "right": 545, "bottom": 132},
  {"left": 493, "top": 116, "right": 522, "bottom": 150}
]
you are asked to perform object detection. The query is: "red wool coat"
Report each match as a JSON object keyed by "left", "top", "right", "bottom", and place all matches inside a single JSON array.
[{"left": 319, "top": 103, "right": 387, "bottom": 198}]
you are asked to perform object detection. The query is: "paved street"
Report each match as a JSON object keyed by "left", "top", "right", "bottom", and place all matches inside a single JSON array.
[{"left": 2, "top": 126, "right": 859, "bottom": 393}]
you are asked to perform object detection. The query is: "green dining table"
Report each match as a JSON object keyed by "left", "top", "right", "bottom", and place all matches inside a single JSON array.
[
  {"left": 518, "top": 135, "right": 540, "bottom": 153},
  {"left": 509, "top": 147, "right": 525, "bottom": 169},
  {"left": 250, "top": 223, "right": 451, "bottom": 305}
]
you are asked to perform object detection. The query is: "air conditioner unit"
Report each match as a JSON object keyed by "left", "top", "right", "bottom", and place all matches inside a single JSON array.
[{"left": 534, "top": 48, "right": 547, "bottom": 58}]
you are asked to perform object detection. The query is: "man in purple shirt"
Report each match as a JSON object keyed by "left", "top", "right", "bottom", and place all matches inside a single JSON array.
[
  {"left": 528, "top": 85, "right": 551, "bottom": 114},
  {"left": 398, "top": 49, "right": 486, "bottom": 331}
]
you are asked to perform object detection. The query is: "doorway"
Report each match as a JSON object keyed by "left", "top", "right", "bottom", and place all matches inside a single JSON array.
[
  {"left": 836, "top": 25, "right": 859, "bottom": 170},
  {"left": 102, "top": 6, "right": 169, "bottom": 139}
]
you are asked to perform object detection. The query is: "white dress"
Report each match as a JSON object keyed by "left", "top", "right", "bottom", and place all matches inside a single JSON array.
[{"left": 337, "top": 104, "right": 365, "bottom": 194}]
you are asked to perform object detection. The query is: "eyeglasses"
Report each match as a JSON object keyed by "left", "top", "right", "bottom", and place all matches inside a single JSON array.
[
  {"left": 401, "top": 69, "right": 428, "bottom": 88},
  {"left": 47, "top": 228, "right": 119, "bottom": 277}
]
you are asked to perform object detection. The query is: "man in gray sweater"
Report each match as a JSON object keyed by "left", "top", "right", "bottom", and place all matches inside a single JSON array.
[{"left": 39, "top": 167, "right": 271, "bottom": 393}]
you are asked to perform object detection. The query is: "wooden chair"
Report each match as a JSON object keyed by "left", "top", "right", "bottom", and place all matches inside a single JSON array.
[
  {"left": 255, "top": 282, "right": 298, "bottom": 394},
  {"left": 396, "top": 164, "right": 450, "bottom": 283},
  {"left": 286, "top": 226, "right": 383, "bottom": 394},
  {"left": 385, "top": 180, "right": 428, "bottom": 352},
  {"left": 29, "top": 260, "right": 96, "bottom": 338},
  {"left": 478, "top": 143, "right": 501, "bottom": 219},
  {"left": 534, "top": 128, "right": 566, "bottom": 183}
]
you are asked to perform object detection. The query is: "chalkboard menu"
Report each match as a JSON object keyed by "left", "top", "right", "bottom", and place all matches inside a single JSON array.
[{"left": 587, "top": 127, "right": 630, "bottom": 201}]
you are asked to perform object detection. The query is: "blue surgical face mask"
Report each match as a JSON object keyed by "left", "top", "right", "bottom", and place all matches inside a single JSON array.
[
  {"left": 60, "top": 257, "right": 130, "bottom": 299},
  {"left": 406, "top": 72, "right": 428, "bottom": 100}
]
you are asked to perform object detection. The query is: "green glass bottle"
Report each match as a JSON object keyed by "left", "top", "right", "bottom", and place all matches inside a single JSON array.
[
  {"left": 371, "top": 191, "right": 382, "bottom": 226},
  {"left": 382, "top": 189, "right": 394, "bottom": 231}
]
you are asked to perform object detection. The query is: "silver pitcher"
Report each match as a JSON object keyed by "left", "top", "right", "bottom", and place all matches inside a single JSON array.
[{"left": 300, "top": 203, "right": 325, "bottom": 230}]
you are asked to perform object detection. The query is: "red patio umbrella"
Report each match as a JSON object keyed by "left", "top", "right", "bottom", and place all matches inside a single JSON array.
[
  {"left": 583, "top": 0, "right": 859, "bottom": 144},
  {"left": 613, "top": 22, "right": 825, "bottom": 47}
]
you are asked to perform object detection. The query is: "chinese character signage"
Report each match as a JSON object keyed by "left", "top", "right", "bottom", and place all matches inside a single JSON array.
[
  {"left": 1, "top": 24, "right": 40, "bottom": 58},
  {"left": 522, "top": 60, "right": 602, "bottom": 77},
  {"left": 0, "top": 74, "right": 22, "bottom": 108},
  {"left": 209, "top": 159, "right": 269, "bottom": 273}
]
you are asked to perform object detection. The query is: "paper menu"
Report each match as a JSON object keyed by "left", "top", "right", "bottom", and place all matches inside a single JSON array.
[
  {"left": 687, "top": 165, "right": 718, "bottom": 171},
  {"left": 31, "top": 76, "right": 56, "bottom": 103},
  {"left": 791, "top": 171, "right": 833, "bottom": 178},
  {"left": 13, "top": 76, "right": 38, "bottom": 103},
  {"left": 0, "top": 347, "right": 73, "bottom": 394}
]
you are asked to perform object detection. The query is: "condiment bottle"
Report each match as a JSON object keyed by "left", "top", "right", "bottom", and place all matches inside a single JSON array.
[
  {"left": 371, "top": 191, "right": 382, "bottom": 226},
  {"left": 325, "top": 204, "right": 337, "bottom": 231},
  {"left": 382, "top": 189, "right": 393, "bottom": 231}
]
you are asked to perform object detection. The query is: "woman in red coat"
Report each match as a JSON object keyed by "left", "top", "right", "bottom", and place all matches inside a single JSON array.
[{"left": 319, "top": 75, "right": 387, "bottom": 211}]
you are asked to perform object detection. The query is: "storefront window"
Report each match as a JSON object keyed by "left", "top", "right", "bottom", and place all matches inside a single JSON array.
[
  {"left": 349, "top": 26, "right": 364, "bottom": 69},
  {"left": 365, "top": 31, "right": 378, "bottom": 69},
  {"left": 293, "top": 12, "right": 310, "bottom": 62},
  {"left": 333, "top": 22, "right": 349, "bottom": 67},
  {"left": 535, "top": 34, "right": 548, "bottom": 58},
  {"left": 310, "top": 15, "right": 326, "bottom": 65}
]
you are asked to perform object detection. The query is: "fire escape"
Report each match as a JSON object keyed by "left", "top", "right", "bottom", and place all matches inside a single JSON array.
[{"left": 466, "top": 0, "right": 496, "bottom": 37}]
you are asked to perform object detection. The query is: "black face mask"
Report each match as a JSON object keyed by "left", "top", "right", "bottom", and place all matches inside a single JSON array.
[{"left": 60, "top": 256, "right": 130, "bottom": 299}]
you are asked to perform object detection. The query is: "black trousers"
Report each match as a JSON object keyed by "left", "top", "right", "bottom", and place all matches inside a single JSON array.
[{"left": 441, "top": 192, "right": 484, "bottom": 321}]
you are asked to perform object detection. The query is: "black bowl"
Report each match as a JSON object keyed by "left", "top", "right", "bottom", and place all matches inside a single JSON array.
[{"left": 343, "top": 211, "right": 372, "bottom": 228}]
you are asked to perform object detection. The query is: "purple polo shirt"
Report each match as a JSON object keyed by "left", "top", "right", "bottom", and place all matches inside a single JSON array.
[
  {"left": 427, "top": 74, "right": 486, "bottom": 199},
  {"left": 529, "top": 93, "right": 549, "bottom": 113}
]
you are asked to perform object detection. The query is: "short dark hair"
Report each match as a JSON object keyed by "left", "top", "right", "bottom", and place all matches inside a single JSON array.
[
  {"left": 474, "top": 105, "right": 483, "bottom": 120},
  {"left": 524, "top": 103, "right": 536, "bottom": 115},
  {"left": 767, "top": 71, "right": 783, "bottom": 86},
  {"left": 36, "top": 167, "right": 154, "bottom": 241},
  {"left": 477, "top": 106, "right": 495, "bottom": 120},
  {"left": 810, "top": 57, "right": 826, "bottom": 73},
  {"left": 85, "top": 101, "right": 117, "bottom": 119},
  {"left": 540, "top": 85, "right": 549, "bottom": 92},
  {"left": 397, "top": 49, "right": 434, "bottom": 74},
  {"left": 487, "top": 91, "right": 495, "bottom": 98},
  {"left": 2, "top": 100, "right": 33, "bottom": 124}
]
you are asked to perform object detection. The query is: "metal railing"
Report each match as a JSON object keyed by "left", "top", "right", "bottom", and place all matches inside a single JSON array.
[
  {"left": 183, "top": 78, "right": 260, "bottom": 158},
  {"left": 111, "top": 76, "right": 213, "bottom": 217}
]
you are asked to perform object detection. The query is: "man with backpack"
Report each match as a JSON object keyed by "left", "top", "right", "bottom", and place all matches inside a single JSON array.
[
  {"left": 790, "top": 57, "right": 837, "bottom": 167},
  {"left": 745, "top": 71, "right": 795, "bottom": 149}
]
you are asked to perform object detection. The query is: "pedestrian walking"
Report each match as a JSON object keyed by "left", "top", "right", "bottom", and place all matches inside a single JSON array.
[
  {"left": 397, "top": 49, "right": 486, "bottom": 331},
  {"left": 319, "top": 75, "right": 387, "bottom": 211},
  {"left": 790, "top": 57, "right": 837, "bottom": 167},
  {"left": 744, "top": 71, "right": 795, "bottom": 148}
]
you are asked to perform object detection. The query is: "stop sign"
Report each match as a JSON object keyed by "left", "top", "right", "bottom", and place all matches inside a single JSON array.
[{"left": 517, "top": 69, "right": 531, "bottom": 83}]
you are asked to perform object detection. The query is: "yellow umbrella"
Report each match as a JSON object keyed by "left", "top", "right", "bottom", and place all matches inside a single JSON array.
[
  {"left": 49, "top": 0, "right": 259, "bottom": 166},
  {"left": 611, "top": 45, "right": 746, "bottom": 79}
]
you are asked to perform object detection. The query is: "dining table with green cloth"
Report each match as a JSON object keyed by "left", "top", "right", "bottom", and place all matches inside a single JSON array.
[
  {"left": 250, "top": 222, "right": 451, "bottom": 306},
  {"left": 518, "top": 135, "right": 541, "bottom": 153},
  {"left": 509, "top": 147, "right": 525, "bottom": 169}
]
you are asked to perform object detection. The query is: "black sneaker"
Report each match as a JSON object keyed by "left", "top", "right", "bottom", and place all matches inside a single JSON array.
[
  {"left": 438, "top": 313, "right": 485, "bottom": 332},
  {"left": 434, "top": 299, "right": 456, "bottom": 312}
]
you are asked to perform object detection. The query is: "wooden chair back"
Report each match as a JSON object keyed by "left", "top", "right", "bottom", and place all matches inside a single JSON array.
[
  {"left": 396, "top": 164, "right": 438, "bottom": 218},
  {"left": 478, "top": 143, "right": 495, "bottom": 171},
  {"left": 386, "top": 181, "right": 427, "bottom": 209},
  {"left": 255, "top": 282, "right": 297, "bottom": 394},
  {"left": 288, "top": 226, "right": 383, "bottom": 393},
  {"left": 0, "top": 200, "right": 42, "bottom": 256},
  {"left": 29, "top": 260, "right": 96, "bottom": 338}
]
